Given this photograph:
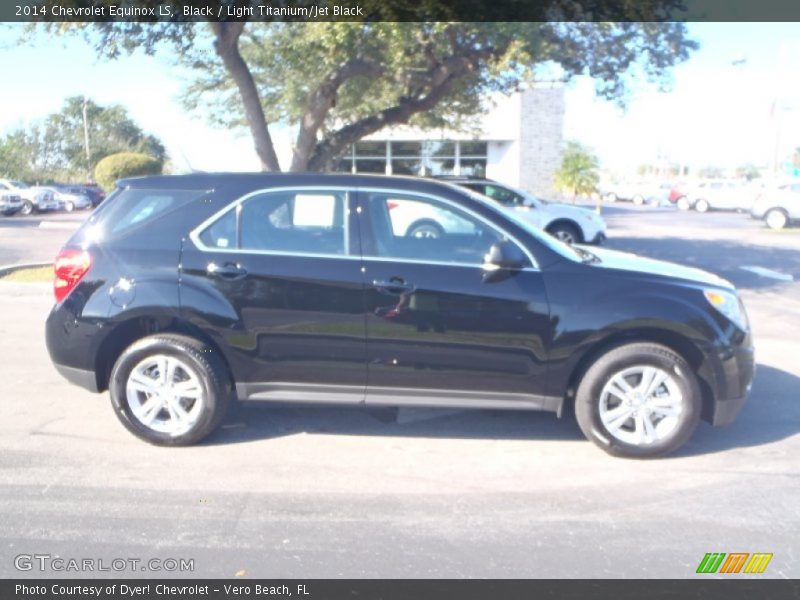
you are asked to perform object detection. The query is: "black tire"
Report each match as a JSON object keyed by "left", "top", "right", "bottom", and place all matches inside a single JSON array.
[
  {"left": 64, "top": 201, "right": 74, "bottom": 212},
  {"left": 20, "top": 200, "right": 33, "bottom": 216},
  {"left": 546, "top": 222, "right": 582, "bottom": 245},
  {"left": 574, "top": 343, "right": 701, "bottom": 458},
  {"left": 406, "top": 219, "right": 444, "bottom": 239},
  {"left": 109, "top": 334, "right": 231, "bottom": 446}
]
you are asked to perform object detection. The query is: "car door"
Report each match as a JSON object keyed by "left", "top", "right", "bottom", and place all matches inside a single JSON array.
[
  {"left": 357, "top": 188, "right": 553, "bottom": 409},
  {"left": 180, "top": 186, "right": 367, "bottom": 401}
]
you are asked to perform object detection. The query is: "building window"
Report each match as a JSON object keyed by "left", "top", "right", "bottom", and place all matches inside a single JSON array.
[{"left": 333, "top": 140, "right": 487, "bottom": 177}]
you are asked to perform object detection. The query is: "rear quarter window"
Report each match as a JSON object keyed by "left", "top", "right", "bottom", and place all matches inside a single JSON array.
[{"left": 88, "top": 188, "right": 208, "bottom": 238}]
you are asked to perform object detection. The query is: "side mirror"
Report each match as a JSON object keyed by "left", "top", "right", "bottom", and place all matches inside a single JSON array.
[{"left": 483, "top": 241, "right": 527, "bottom": 272}]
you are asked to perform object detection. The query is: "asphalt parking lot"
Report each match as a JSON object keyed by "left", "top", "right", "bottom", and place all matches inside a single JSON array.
[{"left": 0, "top": 205, "right": 798, "bottom": 578}]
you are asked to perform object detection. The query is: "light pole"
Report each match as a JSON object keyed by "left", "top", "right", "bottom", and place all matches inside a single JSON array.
[{"left": 82, "top": 96, "right": 91, "bottom": 181}]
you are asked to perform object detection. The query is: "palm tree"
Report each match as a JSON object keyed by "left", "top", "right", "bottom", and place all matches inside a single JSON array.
[{"left": 554, "top": 141, "right": 600, "bottom": 204}]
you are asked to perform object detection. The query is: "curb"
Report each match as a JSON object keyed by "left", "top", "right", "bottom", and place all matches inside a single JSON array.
[{"left": 0, "top": 261, "right": 52, "bottom": 278}]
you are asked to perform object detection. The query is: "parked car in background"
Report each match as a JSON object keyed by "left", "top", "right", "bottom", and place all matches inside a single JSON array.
[
  {"left": 602, "top": 181, "right": 668, "bottom": 205},
  {"left": 48, "top": 185, "right": 93, "bottom": 212},
  {"left": 46, "top": 173, "right": 754, "bottom": 457},
  {"left": 681, "top": 180, "right": 753, "bottom": 213},
  {"left": 19, "top": 186, "right": 61, "bottom": 215},
  {"left": 750, "top": 182, "right": 800, "bottom": 229},
  {"left": 0, "top": 180, "right": 24, "bottom": 216},
  {"left": 61, "top": 183, "right": 106, "bottom": 207},
  {"left": 441, "top": 178, "right": 606, "bottom": 245}
]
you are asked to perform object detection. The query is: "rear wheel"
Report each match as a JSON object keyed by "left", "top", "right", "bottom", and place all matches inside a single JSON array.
[
  {"left": 64, "top": 200, "right": 75, "bottom": 212},
  {"left": 605, "top": 193, "right": 617, "bottom": 203},
  {"left": 20, "top": 200, "right": 33, "bottom": 216},
  {"left": 676, "top": 196, "right": 691, "bottom": 211},
  {"left": 765, "top": 208, "right": 788, "bottom": 230},
  {"left": 694, "top": 198, "right": 710, "bottom": 213},
  {"left": 109, "top": 334, "right": 231, "bottom": 446},
  {"left": 632, "top": 195, "right": 645, "bottom": 205},
  {"left": 574, "top": 343, "right": 701, "bottom": 458}
]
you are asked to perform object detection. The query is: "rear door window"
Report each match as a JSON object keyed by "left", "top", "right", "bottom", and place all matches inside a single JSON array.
[{"left": 195, "top": 188, "right": 348, "bottom": 257}]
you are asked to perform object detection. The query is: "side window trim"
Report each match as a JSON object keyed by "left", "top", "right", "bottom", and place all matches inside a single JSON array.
[
  {"left": 356, "top": 187, "right": 538, "bottom": 270},
  {"left": 189, "top": 186, "right": 359, "bottom": 260}
]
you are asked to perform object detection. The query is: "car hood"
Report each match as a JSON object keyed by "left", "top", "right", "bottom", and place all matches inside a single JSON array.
[{"left": 583, "top": 246, "right": 733, "bottom": 288}]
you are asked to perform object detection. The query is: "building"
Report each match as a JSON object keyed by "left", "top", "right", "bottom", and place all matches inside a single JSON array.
[{"left": 332, "top": 85, "right": 565, "bottom": 197}]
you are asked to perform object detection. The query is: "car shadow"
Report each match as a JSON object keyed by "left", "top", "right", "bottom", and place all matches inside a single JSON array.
[
  {"left": 208, "top": 363, "right": 800, "bottom": 456},
  {"left": 605, "top": 236, "right": 800, "bottom": 291}
]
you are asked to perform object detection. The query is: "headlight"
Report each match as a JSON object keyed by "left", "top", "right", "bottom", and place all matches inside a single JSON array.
[{"left": 704, "top": 289, "right": 748, "bottom": 330}]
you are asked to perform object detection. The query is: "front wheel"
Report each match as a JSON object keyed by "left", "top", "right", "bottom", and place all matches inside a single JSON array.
[
  {"left": 64, "top": 200, "right": 75, "bottom": 212},
  {"left": 632, "top": 195, "right": 645, "bottom": 205},
  {"left": 406, "top": 220, "right": 444, "bottom": 239},
  {"left": 20, "top": 200, "right": 33, "bottom": 216},
  {"left": 574, "top": 343, "right": 701, "bottom": 458},
  {"left": 765, "top": 208, "right": 788, "bottom": 230},
  {"left": 109, "top": 334, "right": 231, "bottom": 446},
  {"left": 694, "top": 198, "right": 710, "bottom": 213},
  {"left": 676, "top": 197, "right": 691, "bottom": 211},
  {"left": 547, "top": 222, "right": 581, "bottom": 245}
]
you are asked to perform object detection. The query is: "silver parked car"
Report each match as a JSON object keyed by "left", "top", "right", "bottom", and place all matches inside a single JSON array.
[{"left": 750, "top": 182, "right": 800, "bottom": 229}]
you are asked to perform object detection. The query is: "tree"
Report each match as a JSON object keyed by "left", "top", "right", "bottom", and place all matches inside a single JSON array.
[
  {"left": 554, "top": 141, "right": 600, "bottom": 201},
  {"left": 46, "top": 5, "right": 698, "bottom": 172},
  {"left": 735, "top": 164, "right": 761, "bottom": 181},
  {"left": 0, "top": 97, "right": 166, "bottom": 182},
  {"left": 95, "top": 152, "right": 163, "bottom": 191}
]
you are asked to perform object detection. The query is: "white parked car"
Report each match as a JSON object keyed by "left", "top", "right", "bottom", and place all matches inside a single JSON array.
[
  {"left": 0, "top": 180, "right": 24, "bottom": 216},
  {"left": 682, "top": 180, "right": 753, "bottom": 213},
  {"left": 446, "top": 178, "right": 607, "bottom": 245},
  {"left": 750, "top": 182, "right": 800, "bottom": 229},
  {"left": 601, "top": 180, "right": 668, "bottom": 205},
  {"left": 0, "top": 179, "right": 62, "bottom": 215}
]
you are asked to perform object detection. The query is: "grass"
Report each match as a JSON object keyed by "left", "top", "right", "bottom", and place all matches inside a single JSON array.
[{"left": 0, "top": 265, "right": 52, "bottom": 282}]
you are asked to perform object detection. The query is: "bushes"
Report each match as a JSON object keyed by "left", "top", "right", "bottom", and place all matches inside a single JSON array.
[{"left": 94, "top": 153, "right": 162, "bottom": 192}]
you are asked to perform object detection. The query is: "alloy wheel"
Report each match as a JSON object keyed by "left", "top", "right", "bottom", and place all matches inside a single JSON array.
[
  {"left": 598, "top": 365, "right": 684, "bottom": 446},
  {"left": 553, "top": 229, "right": 576, "bottom": 244},
  {"left": 125, "top": 354, "right": 205, "bottom": 436}
]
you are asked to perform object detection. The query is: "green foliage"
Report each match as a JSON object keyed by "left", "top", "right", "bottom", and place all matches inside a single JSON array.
[
  {"left": 554, "top": 141, "right": 600, "bottom": 198},
  {"left": 735, "top": 164, "right": 761, "bottom": 180},
  {"left": 698, "top": 166, "right": 724, "bottom": 179},
  {"left": 0, "top": 96, "right": 165, "bottom": 183},
  {"left": 94, "top": 152, "right": 162, "bottom": 191},
  {"left": 40, "top": 14, "right": 698, "bottom": 171}
]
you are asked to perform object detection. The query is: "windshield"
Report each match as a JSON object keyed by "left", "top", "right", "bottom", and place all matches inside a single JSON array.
[{"left": 459, "top": 187, "right": 586, "bottom": 262}]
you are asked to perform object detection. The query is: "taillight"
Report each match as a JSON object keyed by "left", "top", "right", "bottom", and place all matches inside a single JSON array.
[{"left": 54, "top": 249, "right": 92, "bottom": 303}]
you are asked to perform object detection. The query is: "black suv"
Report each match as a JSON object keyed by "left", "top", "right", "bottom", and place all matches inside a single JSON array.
[{"left": 46, "top": 173, "right": 754, "bottom": 457}]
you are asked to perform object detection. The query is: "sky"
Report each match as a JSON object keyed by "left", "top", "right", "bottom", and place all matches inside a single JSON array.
[{"left": 1, "top": 22, "right": 799, "bottom": 176}]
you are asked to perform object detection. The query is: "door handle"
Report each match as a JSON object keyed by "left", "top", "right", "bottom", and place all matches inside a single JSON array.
[
  {"left": 372, "top": 278, "right": 415, "bottom": 295},
  {"left": 207, "top": 262, "right": 248, "bottom": 280}
]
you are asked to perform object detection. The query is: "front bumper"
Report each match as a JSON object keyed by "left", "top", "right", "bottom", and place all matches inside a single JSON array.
[
  {"left": 706, "top": 338, "right": 755, "bottom": 427},
  {"left": 586, "top": 231, "right": 606, "bottom": 245}
]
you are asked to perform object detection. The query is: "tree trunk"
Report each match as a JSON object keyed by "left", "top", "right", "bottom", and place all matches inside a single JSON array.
[{"left": 211, "top": 22, "right": 281, "bottom": 172}]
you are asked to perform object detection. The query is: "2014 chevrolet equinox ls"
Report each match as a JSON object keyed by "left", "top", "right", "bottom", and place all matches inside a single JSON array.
[{"left": 45, "top": 174, "right": 755, "bottom": 457}]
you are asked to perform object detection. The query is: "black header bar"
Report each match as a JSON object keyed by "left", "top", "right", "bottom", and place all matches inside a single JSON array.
[
  {"left": 4, "top": 0, "right": 800, "bottom": 22},
  {"left": 5, "top": 579, "right": 800, "bottom": 600}
]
